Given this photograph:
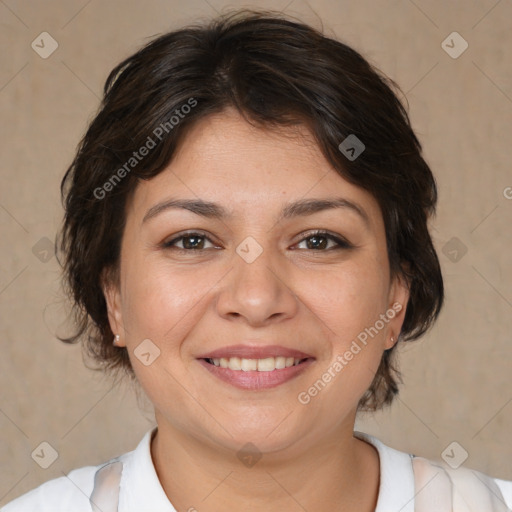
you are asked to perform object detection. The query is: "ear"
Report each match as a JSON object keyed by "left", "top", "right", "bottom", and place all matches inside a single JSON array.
[
  {"left": 384, "top": 271, "right": 410, "bottom": 350},
  {"left": 101, "top": 267, "right": 126, "bottom": 347}
]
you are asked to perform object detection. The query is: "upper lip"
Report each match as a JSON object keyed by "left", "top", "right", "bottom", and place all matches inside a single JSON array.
[{"left": 197, "top": 344, "right": 314, "bottom": 360}]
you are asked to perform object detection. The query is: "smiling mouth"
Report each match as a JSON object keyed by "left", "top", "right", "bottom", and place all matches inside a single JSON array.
[
  {"left": 199, "top": 355, "right": 314, "bottom": 390},
  {"left": 203, "top": 356, "right": 310, "bottom": 371}
]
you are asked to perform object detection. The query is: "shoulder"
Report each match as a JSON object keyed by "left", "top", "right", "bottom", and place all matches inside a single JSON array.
[
  {"left": 1, "top": 464, "right": 98, "bottom": 512},
  {"left": 496, "top": 478, "right": 512, "bottom": 507},
  {"left": 0, "top": 430, "right": 152, "bottom": 512},
  {"left": 354, "top": 431, "right": 512, "bottom": 511},
  {"left": 412, "top": 456, "right": 512, "bottom": 511}
]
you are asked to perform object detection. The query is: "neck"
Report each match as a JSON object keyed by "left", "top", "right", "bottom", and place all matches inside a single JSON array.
[{"left": 150, "top": 414, "right": 380, "bottom": 512}]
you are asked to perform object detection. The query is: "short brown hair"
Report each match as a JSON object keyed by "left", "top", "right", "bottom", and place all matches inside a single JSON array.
[{"left": 57, "top": 9, "right": 444, "bottom": 411}]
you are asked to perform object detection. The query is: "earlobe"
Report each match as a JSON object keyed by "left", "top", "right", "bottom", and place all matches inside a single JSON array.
[
  {"left": 386, "top": 273, "right": 410, "bottom": 349},
  {"left": 101, "top": 269, "right": 126, "bottom": 347}
]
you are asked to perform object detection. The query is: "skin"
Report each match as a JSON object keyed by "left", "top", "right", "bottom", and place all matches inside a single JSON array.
[{"left": 103, "top": 108, "right": 410, "bottom": 512}]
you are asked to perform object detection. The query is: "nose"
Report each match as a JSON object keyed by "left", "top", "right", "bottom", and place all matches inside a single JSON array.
[{"left": 215, "top": 240, "right": 299, "bottom": 327}]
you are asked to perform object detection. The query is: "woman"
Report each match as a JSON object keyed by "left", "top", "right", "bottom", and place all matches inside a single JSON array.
[{"left": 4, "top": 9, "right": 511, "bottom": 512}]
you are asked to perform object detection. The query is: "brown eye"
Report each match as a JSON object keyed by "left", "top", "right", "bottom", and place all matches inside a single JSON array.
[
  {"left": 295, "top": 231, "right": 352, "bottom": 251},
  {"left": 304, "top": 235, "right": 329, "bottom": 250},
  {"left": 163, "top": 232, "right": 216, "bottom": 251}
]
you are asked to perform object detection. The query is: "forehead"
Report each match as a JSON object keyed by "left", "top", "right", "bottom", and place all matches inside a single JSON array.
[{"left": 127, "top": 109, "right": 383, "bottom": 226}]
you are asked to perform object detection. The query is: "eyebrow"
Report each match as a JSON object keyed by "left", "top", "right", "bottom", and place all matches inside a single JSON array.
[{"left": 142, "top": 196, "right": 369, "bottom": 226}]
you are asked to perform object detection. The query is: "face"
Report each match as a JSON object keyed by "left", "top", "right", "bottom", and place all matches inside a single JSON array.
[{"left": 104, "top": 108, "right": 409, "bottom": 456}]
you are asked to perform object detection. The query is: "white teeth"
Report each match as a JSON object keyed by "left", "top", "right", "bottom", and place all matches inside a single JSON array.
[
  {"left": 241, "top": 358, "right": 258, "bottom": 371},
  {"left": 228, "top": 357, "right": 242, "bottom": 370},
  {"left": 208, "top": 356, "right": 306, "bottom": 371},
  {"left": 257, "top": 357, "right": 275, "bottom": 372},
  {"left": 275, "top": 356, "right": 286, "bottom": 369}
]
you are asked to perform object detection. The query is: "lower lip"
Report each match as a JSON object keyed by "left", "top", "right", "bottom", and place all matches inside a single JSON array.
[{"left": 197, "top": 358, "right": 315, "bottom": 390}]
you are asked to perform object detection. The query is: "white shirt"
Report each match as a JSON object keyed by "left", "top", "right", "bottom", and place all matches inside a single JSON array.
[{"left": 2, "top": 428, "right": 511, "bottom": 511}]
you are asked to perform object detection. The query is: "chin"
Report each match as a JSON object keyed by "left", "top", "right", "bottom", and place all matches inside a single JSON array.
[{"left": 205, "top": 410, "right": 309, "bottom": 455}]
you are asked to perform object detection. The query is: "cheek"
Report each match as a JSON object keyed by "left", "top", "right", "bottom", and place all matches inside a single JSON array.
[
  {"left": 301, "top": 259, "right": 390, "bottom": 401},
  {"left": 307, "top": 257, "right": 390, "bottom": 341},
  {"left": 318, "top": 259, "right": 390, "bottom": 398},
  {"left": 120, "top": 258, "right": 217, "bottom": 346},
  {"left": 118, "top": 260, "right": 213, "bottom": 417}
]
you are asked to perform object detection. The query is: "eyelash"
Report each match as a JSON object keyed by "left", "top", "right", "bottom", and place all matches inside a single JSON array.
[{"left": 162, "top": 230, "right": 353, "bottom": 252}]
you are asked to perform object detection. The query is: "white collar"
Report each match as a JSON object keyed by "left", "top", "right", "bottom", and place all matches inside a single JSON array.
[
  {"left": 354, "top": 430, "right": 415, "bottom": 512},
  {"left": 117, "top": 428, "right": 416, "bottom": 511},
  {"left": 117, "top": 427, "right": 175, "bottom": 511}
]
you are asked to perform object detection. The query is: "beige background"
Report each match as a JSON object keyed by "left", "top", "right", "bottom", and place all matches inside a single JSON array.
[{"left": 1, "top": 0, "right": 511, "bottom": 506}]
